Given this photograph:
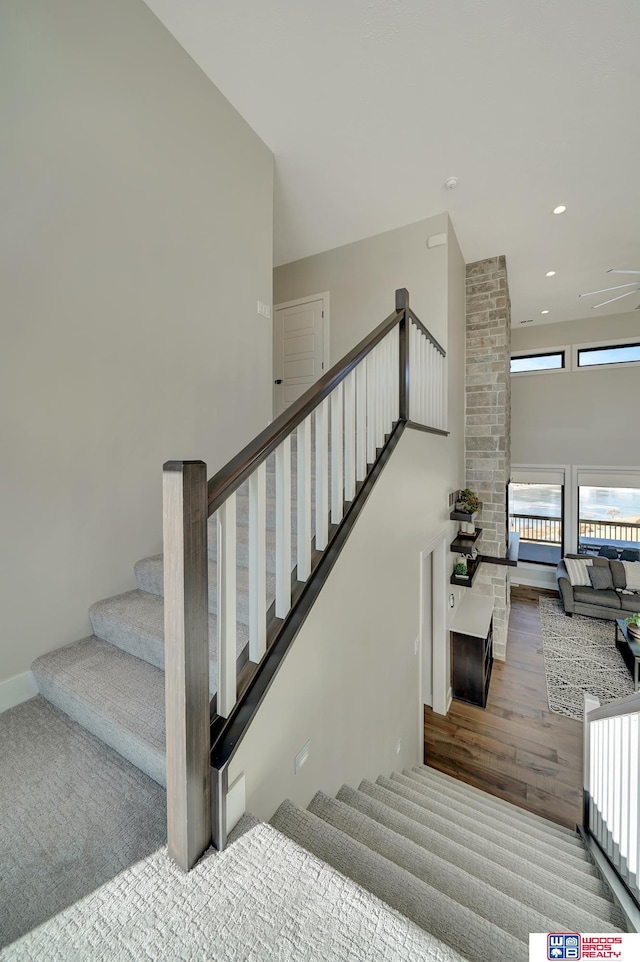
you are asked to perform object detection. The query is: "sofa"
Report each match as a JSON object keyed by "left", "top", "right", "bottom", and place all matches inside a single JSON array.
[{"left": 557, "top": 554, "right": 640, "bottom": 620}]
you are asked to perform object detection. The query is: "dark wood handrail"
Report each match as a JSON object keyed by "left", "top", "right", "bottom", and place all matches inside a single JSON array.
[
  {"left": 408, "top": 309, "right": 446, "bottom": 357},
  {"left": 207, "top": 307, "right": 402, "bottom": 517}
]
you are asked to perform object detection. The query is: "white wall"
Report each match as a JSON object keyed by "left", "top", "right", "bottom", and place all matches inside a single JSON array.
[
  {"left": 229, "top": 216, "right": 467, "bottom": 819},
  {"left": 0, "top": 0, "right": 273, "bottom": 685},
  {"left": 512, "top": 310, "right": 640, "bottom": 465},
  {"left": 274, "top": 213, "right": 450, "bottom": 364},
  {"left": 227, "top": 427, "right": 464, "bottom": 821}
]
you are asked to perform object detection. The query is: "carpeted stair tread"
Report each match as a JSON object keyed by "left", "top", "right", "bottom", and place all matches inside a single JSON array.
[
  {"left": 32, "top": 636, "right": 166, "bottom": 785},
  {"left": 379, "top": 775, "right": 600, "bottom": 887},
  {"left": 270, "top": 799, "right": 527, "bottom": 962},
  {"left": 341, "top": 783, "right": 622, "bottom": 930},
  {"left": 89, "top": 589, "right": 248, "bottom": 693},
  {"left": 7, "top": 820, "right": 463, "bottom": 962},
  {"left": 394, "top": 771, "right": 592, "bottom": 869},
  {"left": 134, "top": 554, "right": 277, "bottom": 623},
  {"left": 307, "top": 790, "right": 565, "bottom": 940},
  {"left": 413, "top": 765, "right": 582, "bottom": 843}
]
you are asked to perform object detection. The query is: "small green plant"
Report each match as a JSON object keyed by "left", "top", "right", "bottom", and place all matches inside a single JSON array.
[
  {"left": 625, "top": 612, "right": 640, "bottom": 628},
  {"left": 454, "top": 561, "right": 468, "bottom": 577},
  {"left": 456, "top": 488, "right": 481, "bottom": 514}
]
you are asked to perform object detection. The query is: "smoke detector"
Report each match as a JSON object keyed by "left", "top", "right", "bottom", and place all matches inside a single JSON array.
[{"left": 444, "top": 176, "right": 459, "bottom": 190}]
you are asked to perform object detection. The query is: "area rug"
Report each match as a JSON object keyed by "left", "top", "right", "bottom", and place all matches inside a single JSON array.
[{"left": 538, "top": 598, "right": 634, "bottom": 721}]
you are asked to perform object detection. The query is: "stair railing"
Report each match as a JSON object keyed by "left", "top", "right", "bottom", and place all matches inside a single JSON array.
[
  {"left": 163, "top": 288, "right": 447, "bottom": 870},
  {"left": 582, "top": 690, "right": 640, "bottom": 921}
]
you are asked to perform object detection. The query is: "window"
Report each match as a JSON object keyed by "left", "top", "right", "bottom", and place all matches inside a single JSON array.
[
  {"left": 508, "top": 481, "right": 564, "bottom": 565},
  {"left": 576, "top": 342, "right": 640, "bottom": 368},
  {"left": 510, "top": 351, "right": 565, "bottom": 374},
  {"left": 578, "top": 485, "right": 640, "bottom": 556}
]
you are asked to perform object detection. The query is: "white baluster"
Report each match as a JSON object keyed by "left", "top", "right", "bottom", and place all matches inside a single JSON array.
[
  {"left": 620, "top": 715, "right": 630, "bottom": 869},
  {"left": 249, "top": 463, "right": 266, "bottom": 662},
  {"left": 424, "top": 337, "right": 437, "bottom": 427},
  {"left": 344, "top": 370, "right": 356, "bottom": 502},
  {"left": 375, "top": 343, "right": 383, "bottom": 447},
  {"left": 385, "top": 332, "right": 393, "bottom": 434},
  {"left": 217, "top": 493, "right": 237, "bottom": 718},
  {"left": 613, "top": 716, "right": 623, "bottom": 865},
  {"left": 607, "top": 720, "right": 615, "bottom": 854},
  {"left": 297, "top": 416, "right": 312, "bottom": 582},
  {"left": 629, "top": 714, "right": 639, "bottom": 886},
  {"left": 315, "top": 399, "right": 329, "bottom": 550},
  {"left": 392, "top": 325, "right": 399, "bottom": 423},
  {"left": 275, "top": 436, "right": 291, "bottom": 617},
  {"left": 331, "top": 382, "right": 344, "bottom": 524},
  {"left": 356, "top": 361, "right": 367, "bottom": 481},
  {"left": 423, "top": 336, "right": 430, "bottom": 425},
  {"left": 411, "top": 329, "right": 418, "bottom": 422},
  {"left": 366, "top": 350, "right": 376, "bottom": 464}
]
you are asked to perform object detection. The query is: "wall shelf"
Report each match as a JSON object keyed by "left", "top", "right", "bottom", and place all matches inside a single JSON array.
[
  {"left": 450, "top": 508, "right": 480, "bottom": 522},
  {"left": 450, "top": 527, "right": 483, "bottom": 553},
  {"left": 450, "top": 557, "right": 481, "bottom": 588}
]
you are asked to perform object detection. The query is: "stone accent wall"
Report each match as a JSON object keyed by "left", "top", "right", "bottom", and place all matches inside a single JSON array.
[{"left": 465, "top": 256, "right": 511, "bottom": 660}]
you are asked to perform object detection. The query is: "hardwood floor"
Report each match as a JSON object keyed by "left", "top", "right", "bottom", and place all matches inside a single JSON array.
[{"left": 424, "top": 594, "right": 584, "bottom": 829}]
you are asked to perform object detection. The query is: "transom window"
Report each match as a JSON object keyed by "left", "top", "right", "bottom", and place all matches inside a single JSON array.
[
  {"left": 510, "top": 351, "right": 565, "bottom": 374},
  {"left": 576, "top": 342, "right": 640, "bottom": 368}
]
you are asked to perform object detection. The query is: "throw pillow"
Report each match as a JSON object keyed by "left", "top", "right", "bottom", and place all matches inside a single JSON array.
[
  {"left": 564, "top": 557, "right": 593, "bottom": 587},
  {"left": 610, "top": 560, "right": 626, "bottom": 589},
  {"left": 622, "top": 560, "right": 640, "bottom": 592},
  {"left": 588, "top": 565, "right": 614, "bottom": 591}
]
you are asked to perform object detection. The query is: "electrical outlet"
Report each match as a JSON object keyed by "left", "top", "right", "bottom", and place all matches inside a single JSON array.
[{"left": 257, "top": 300, "right": 271, "bottom": 319}]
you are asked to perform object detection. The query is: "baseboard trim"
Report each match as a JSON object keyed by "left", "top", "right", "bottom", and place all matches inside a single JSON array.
[{"left": 0, "top": 671, "right": 38, "bottom": 714}]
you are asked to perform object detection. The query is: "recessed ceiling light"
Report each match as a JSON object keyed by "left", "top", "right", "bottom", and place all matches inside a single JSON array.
[
  {"left": 552, "top": 205, "right": 567, "bottom": 214},
  {"left": 541, "top": 309, "right": 550, "bottom": 314},
  {"left": 444, "top": 176, "right": 459, "bottom": 190},
  {"left": 545, "top": 270, "right": 556, "bottom": 277}
]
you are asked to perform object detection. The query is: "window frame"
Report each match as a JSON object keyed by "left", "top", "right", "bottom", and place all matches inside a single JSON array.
[
  {"left": 574, "top": 336, "right": 640, "bottom": 371},
  {"left": 510, "top": 346, "right": 569, "bottom": 376}
]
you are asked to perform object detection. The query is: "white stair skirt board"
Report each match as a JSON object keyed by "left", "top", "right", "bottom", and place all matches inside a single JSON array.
[{"left": 0, "top": 670, "right": 38, "bottom": 714}]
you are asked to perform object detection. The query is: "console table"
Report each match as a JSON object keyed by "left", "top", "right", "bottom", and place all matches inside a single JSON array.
[{"left": 450, "top": 595, "right": 494, "bottom": 708}]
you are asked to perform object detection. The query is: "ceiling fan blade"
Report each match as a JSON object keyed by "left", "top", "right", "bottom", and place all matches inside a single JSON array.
[
  {"left": 607, "top": 269, "right": 640, "bottom": 275},
  {"left": 592, "top": 288, "right": 640, "bottom": 309},
  {"left": 578, "top": 283, "right": 638, "bottom": 297}
]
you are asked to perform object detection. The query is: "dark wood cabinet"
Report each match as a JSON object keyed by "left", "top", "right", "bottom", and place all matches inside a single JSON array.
[{"left": 451, "top": 604, "right": 493, "bottom": 708}]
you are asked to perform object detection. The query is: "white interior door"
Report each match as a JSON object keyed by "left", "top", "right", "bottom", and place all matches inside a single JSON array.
[{"left": 273, "top": 296, "right": 327, "bottom": 417}]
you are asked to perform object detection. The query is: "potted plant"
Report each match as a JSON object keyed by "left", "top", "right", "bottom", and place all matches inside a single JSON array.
[
  {"left": 625, "top": 612, "right": 640, "bottom": 639},
  {"left": 454, "top": 559, "right": 469, "bottom": 581},
  {"left": 455, "top": 488, "right": 481, "bottom": 516}
]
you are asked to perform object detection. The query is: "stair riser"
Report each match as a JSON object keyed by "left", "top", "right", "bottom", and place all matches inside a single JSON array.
[
  {"left": 308, "top": 792, "right": 557, "bottom": 940},
  {"left": 398, "top": 772, "right": 591, "bottom": 868},
  {"left": 33, "top": 667, "right": 166, "bottom": 787},
  {"left": 339, "top": 785, "right": 618, "bottom": 932}
]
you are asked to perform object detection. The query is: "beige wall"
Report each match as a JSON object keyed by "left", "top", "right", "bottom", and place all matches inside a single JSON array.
[
  {"left": 0, "top": 0, "right": 273, "bottom": 685},
  {"left": 228, "top": 428, "right": 465, "bottom": 821},
  {"left": 511, "top": 311, "right": 640, "bottom": 465},
  {"left": 274, "top": 213, "right": 450, "bottom": 364},
  {"left": 230, "top": 218, "right": 467, "bottom": 819}
]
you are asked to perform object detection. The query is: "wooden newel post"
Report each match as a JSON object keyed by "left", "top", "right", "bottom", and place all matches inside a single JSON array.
[
  {"left": 396, "top": 288, "right": 410, "bottom": 421},
  {"left": 163, "top": 460, "right": 211, "bottom": 871}
]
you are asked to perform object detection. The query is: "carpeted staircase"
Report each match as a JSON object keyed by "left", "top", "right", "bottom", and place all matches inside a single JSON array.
[
  {"left": 21, "top": 439, "right": 628, "bottom": 958},
  {"left": 31, "top": 445, "right": 314, "bottom": 785},
  {"left": 5, "top": 764, "right": 624, "bottom": 960}
]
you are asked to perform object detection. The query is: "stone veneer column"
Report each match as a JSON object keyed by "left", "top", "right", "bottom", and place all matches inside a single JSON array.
[{"left": 465, "top": 256, "right": 511, "bottom": 660}]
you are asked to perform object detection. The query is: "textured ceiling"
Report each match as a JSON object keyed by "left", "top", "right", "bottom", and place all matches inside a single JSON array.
[{"left": 143, "top": 0, "right": 640, "bottom": 326}]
